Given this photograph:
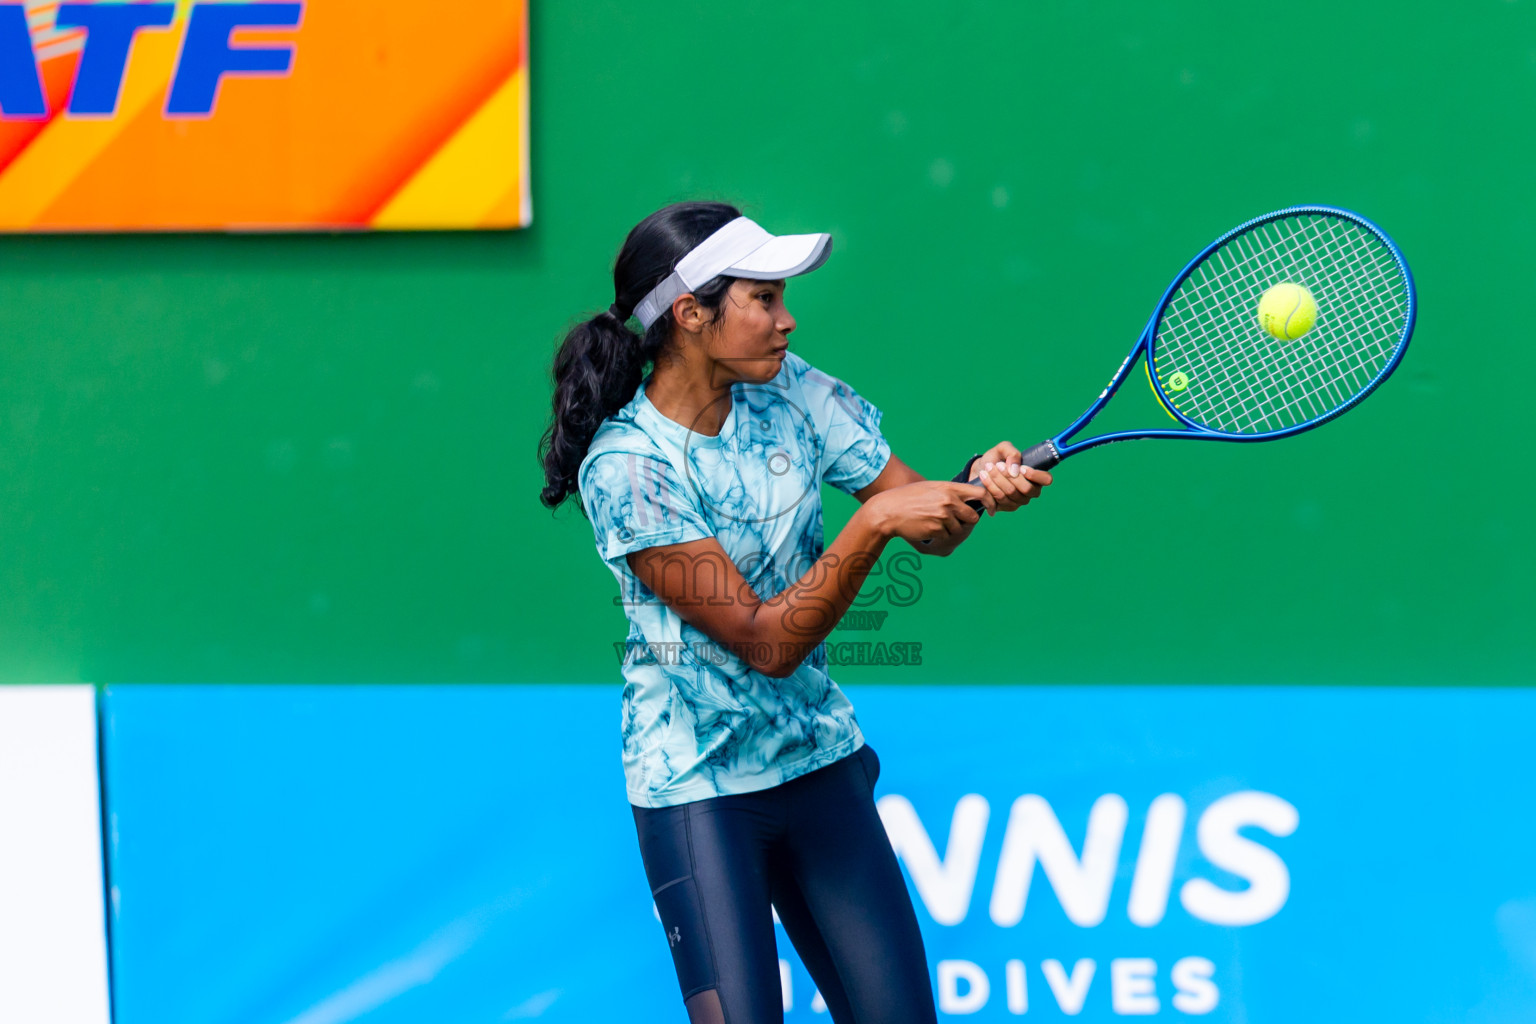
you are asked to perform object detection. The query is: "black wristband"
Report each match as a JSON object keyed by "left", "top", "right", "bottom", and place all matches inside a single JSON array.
[{"left": 951, "top": 453, "right": 983, "bottom": 484}]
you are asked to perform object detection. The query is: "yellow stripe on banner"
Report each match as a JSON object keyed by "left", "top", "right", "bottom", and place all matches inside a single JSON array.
[
  {"left": 0, "top": 28, "right": 182, "bottom": 229},
  {"left": 371, "top": 67, "right": 526, "bottom": 230}
]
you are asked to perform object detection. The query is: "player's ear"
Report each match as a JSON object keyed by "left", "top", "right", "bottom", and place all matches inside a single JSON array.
[{"left": 672, "top": 293, "right": 709, "bottom": 334}]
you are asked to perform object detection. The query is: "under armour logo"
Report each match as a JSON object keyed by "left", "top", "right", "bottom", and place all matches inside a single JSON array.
[{"left": 668, "top": 926, "right": 681, "bottom": 947}]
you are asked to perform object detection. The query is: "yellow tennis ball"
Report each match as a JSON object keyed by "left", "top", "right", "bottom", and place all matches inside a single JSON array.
[{"left": 1257, "top": 282, "right": 1317, "bottom": 341}]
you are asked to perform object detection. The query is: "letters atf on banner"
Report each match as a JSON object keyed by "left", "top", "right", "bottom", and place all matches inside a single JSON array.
[{"left": 0, "top": 1, "right": 529, "bottom": 230}]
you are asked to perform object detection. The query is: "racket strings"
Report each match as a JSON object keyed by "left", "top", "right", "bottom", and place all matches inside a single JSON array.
[
  {"left": 1152, "top": 213, "right": 1408, "bottom": 435},
  {"left": 1173, "top": 221, "right": 1401, "bottom": 431},
  {"left": 1184, "top": 232, "right": 1397, "bottom": 428},
  {"left": 1161, "top": 218, "right": 1404, "bottom": 432},
  {"left": 1233, "top": 224, "right": 1402, "bottom": 424},
  {"left": 1163, "top": 218, "right": 1397, "bottom": 431}
]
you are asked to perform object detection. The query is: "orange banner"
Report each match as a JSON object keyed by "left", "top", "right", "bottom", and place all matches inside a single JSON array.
[{"left": 0, "top": 1, "right": 529, "bottom": 231}]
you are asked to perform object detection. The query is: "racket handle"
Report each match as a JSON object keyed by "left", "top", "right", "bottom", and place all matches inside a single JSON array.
[
  {"left": 918, "top": 456, "right": 983, "bottom": 545},
  {"left": 1019, "top": 440, "right": 1061, "bottom": 470},
  {"left": 953, "top": 441, "right": 1060, "bottom": 511},
  {"left": 920, "top": 442, "right": 1061, "bottom": 545},
  {"left": 952, "top": 454, "right": 988, "bottom": 513}
]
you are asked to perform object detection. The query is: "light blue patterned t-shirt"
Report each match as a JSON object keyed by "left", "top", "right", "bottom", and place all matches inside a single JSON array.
[{"left": 577, "top": 351, "right": 892, "bottom": 808}]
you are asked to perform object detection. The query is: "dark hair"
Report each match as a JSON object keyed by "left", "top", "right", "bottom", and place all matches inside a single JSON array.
[{"left": 538, "top": 201, "right": 740, "bottom": 512}]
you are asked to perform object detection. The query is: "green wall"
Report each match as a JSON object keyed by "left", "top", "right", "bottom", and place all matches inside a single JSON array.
[{"left": 0, "top": 0, "right": 1529, "bottom": 685}]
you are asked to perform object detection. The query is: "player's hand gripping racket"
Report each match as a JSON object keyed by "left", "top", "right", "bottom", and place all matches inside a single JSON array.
[{"left": 955, "top": 205, "right": 1416, "bottom": 499}]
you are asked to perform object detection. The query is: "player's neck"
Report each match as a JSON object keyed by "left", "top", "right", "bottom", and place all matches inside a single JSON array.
[{"left": 645, "top": 357, "right": 732, "bottom": 437}]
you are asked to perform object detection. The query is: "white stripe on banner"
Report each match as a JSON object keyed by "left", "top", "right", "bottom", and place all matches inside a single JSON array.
[{"left": 0, "top": 685, "right": 111, "bottom": 1024}]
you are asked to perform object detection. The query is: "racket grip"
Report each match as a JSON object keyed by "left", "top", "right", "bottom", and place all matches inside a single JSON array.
[
  {"left": 920, "top": 443, "right": 1060, "bottom": 546},
  {"left": 1019, "top": 440, "right": 1061, "bottom": 470},
  {"left": 955, "top": 441, "right": 1060, "bottom": 511},
  {"left": 918, "top": 456, "right": 985, "bottom": 545},
  {"left": 952, "top": 454, "right": 987, "bottom": 513}
]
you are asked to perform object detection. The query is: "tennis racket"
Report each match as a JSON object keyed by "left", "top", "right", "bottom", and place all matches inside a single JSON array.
[{"left": 956, "top": 205, "right": 1416, "bottom": 500}]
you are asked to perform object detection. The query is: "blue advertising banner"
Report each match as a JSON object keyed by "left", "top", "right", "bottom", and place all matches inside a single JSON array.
[{"left": 101, "top": 685, "right": 1536, "bottom": 1022}]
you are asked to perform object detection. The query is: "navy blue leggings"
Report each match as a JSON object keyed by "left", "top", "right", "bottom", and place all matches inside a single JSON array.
[{"left": 632, "top": 745, "right": 938, "bottom": 1024}]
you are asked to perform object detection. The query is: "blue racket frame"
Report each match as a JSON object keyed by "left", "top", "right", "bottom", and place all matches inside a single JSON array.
[{"left": 1019, "top": 205, "right": 1417, "bottom": 469}]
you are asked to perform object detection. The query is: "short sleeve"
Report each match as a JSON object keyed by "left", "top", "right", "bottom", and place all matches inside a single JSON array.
[
  {"left": 578, "top": 451, "right": 714, "bottom": 565},
  {"left": 800, "top": 365, "right": 892, "bottom": 494}
]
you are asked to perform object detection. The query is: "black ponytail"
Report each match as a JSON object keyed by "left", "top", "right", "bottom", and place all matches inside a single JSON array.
[{"left": 539, "top": 201, "right": 741, "bottom": 512}]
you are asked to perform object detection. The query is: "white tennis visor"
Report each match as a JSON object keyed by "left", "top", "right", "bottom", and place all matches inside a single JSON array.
[{"left": 632, "top": 216, "right": 833, "bottom": 330}]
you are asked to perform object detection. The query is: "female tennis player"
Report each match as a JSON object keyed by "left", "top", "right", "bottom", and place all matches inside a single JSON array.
[{"left": 538, "top": 201, "right": 1052, "bottom": 1024}]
